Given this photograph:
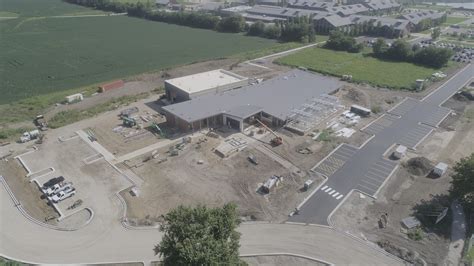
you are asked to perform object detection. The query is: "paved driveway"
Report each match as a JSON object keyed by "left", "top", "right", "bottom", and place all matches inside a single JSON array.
[{"left": 290, "top": 64, "right": 473, "bottom": 226}]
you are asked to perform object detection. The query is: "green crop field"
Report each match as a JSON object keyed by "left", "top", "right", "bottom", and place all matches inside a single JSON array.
[
  {"left": 277, "top": 47, "right": 448, "bottom": 90},
  {"left": 0, "top": 0, "right": 274, "bottom": 104}
]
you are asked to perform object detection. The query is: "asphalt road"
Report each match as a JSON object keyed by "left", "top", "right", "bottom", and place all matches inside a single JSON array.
[{"left": 290, "top": 64, "right": 474, "bottom": 226}]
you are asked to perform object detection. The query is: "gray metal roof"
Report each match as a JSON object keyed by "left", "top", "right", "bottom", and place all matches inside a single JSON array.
[
  {"left": 162, "top": 70, "right": 342, "bottom": 123},
  {"left": 400, "top": 11, "right": 445, "bottom": 24}
]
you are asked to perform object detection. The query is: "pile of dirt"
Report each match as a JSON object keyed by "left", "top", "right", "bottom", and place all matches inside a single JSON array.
[
  {"left": 345, "top": 87, "right": 368, "bottom": 105},
  {"left": 377, "top": 240, "right": 426, "bottom": 265},
  {"left": 405, "top": 157, "right": 433, "bottom": 176}
]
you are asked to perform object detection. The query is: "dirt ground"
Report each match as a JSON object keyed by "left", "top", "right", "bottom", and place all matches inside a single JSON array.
[
  {"left": 88, "top": 100, "right": 167, "bottom": 157},
  {"left": 1, "top": 159, "right": 59, "bottom": 223},
  {"left": 121, "top": 134, "right": 314, "bottom": 225},
  {"left": 243, "top": 255, "right": 326, "bottom": 266},
  {"left": 331, "top": 96, "right": 474, "bottom": 265}
]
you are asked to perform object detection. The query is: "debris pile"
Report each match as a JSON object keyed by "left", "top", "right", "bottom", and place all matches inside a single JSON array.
[{"left": 406, "top": 157, "right": 433, "bottom": 176}]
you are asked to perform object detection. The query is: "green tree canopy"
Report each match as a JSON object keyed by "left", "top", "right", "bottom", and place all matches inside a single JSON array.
[
  {"left": 450, "top": 153, "right": 474, "bottom": 210},
  {"left": 156, "top": 203, "right": 243, "bottom": 265},
  {"left": 431, "top": 27, "right": 441, "bottom": 40}
]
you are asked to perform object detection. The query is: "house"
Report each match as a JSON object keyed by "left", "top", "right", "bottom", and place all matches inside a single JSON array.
[
  {"left": 155, "top": 0, "right": 170, "bottom": 7},
  {"left": 363, "top": 0, "right": 401, "bottom": 14},
  {"left": 324, "top": 4, "right": 370, "bottom": 17},
  {"left": 288, "top": 0, "right": 335, "bottom": 11}
]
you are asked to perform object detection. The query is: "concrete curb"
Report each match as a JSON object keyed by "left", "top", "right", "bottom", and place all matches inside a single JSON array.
[{"left": 240, "top": 252, "right": 333, "bottom": 266}]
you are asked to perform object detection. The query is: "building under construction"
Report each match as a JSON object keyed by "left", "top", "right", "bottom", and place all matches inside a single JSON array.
[{"left": 162, "top": 69, "right": 342, "bottom": 133}]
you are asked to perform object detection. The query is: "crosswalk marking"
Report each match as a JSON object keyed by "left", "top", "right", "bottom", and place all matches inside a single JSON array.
[{"left": 319, "top": 186, "right": 345, "bottom": 201}]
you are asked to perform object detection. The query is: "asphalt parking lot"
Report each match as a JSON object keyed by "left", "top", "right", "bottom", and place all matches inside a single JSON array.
[{"left": 290, "top": 65, "right": 473, "bottom": 225}]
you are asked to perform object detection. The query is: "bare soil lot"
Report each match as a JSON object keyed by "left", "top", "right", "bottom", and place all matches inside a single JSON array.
[
  {"left": 1, "top": 159, "right": 59, "bottom": 223},
  {"left": 88, "top": 100, "right": 167, "bottom": 157},
  {"left": 122, "top": 134, "right": 313, "bottom": 224}
]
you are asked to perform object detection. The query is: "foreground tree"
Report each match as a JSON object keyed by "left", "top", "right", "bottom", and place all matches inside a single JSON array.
[
  {"left": 450, "top": 153, "right": 474, "bottom": 210},
  {"left": 155, "top": 203, "right": 243, "bottom": 265}
]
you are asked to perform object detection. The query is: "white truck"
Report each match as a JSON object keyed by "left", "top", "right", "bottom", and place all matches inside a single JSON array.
[{"left": 19, "top": 129, "right": 40, "bottom": 143}]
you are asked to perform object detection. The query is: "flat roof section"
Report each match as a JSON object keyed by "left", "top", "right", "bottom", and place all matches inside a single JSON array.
[
  {"left": 165, "top": 69, "right": 248, "bottom": 95},
  {"left": 163, "top": 69, "right": 342, "bottom": 123}
]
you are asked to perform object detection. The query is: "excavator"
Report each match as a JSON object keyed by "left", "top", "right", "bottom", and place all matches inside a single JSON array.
[{"left": 255, "top": 118, "right": 283, "bottom": 147}]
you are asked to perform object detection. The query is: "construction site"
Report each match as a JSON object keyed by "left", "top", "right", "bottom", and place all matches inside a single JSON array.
[{"left": 1, "top": 50, "right": 472, "bottom": 265}]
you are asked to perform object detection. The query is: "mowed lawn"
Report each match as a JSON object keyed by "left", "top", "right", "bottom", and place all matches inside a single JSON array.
[
  {"left": 277, "top": 48, "right": 439, "bottom": 89},
  {"left": 443, "top": 16, "right": 469, "bottom": 26},
  {"left": 0, "top": 15, "right": 274, "bottom": 103}
]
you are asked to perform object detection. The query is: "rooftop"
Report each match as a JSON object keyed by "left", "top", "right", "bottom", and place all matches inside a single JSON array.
[
  {"left": 165, "top": 69, "right": 247, "bottom": 95},
  {"left": 162, "top": 69, "right": 342, "bottom": 123}
]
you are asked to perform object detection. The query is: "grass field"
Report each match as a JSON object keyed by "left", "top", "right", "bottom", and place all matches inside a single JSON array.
[
  {"left": 0, "top": 14, "right": 274, "bottom": 104},
  {"left": 443, "top": 16, "right": 469, "bottom": 26},
  {"left": 276, "top": 47, "right": 446, "bottom": 90},
  {"left": 0, "top": 0, "right": 107, "bottom": 17}
]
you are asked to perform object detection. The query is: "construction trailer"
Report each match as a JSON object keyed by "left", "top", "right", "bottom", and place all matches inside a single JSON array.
[
  {"left": 65, "top": 93, "right": 83, "bottom": 103},
  {"left": 350, "top": 104, "right": 371, "bottom": 117}
]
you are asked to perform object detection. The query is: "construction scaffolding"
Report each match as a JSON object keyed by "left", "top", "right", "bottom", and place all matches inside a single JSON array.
[{"left": 285, "top": 94, "right": 343, "bottom": 135}]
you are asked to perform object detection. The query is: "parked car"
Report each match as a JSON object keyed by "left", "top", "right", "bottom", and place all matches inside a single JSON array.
[
  {"left": 51, "top": 187, "right": 76, "bottom": 203},
  {"left": 42, "top": 176, "right": 65, "bottom": 190},
  {"left": 44, "top": 182, "right": 72, "bottom": 197}
]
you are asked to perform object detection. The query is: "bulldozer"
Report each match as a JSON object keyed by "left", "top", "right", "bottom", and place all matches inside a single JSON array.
[
  {"left": 255, "top": 119, "right": 283, "bottom": 147},
  {"left": 122, "top": 117, "right": 137, "bottom": 127}
]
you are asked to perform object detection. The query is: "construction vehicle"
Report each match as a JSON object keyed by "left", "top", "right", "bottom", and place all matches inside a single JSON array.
[
  {"left": 248, "top": 154, "right": 258, "bottom": 165},
  {"left": 19, "top": 129, "right": 40, "bottom": 143},
  {"left": 34, "top": 115, "right": 48, "bottom": 131},
  {"left": 123, "top": 117, "right": 137, "bottom": 127},
  {"left": 150, "top": 122, "right": 166, "bottom": 138},
  {"left": 255, "top": 119, "right": 283, "bottom": 147}
]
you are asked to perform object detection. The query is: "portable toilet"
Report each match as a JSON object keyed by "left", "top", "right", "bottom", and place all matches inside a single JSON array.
[{"left": 433, "top": 162, "right": 448, "bottom": 177}]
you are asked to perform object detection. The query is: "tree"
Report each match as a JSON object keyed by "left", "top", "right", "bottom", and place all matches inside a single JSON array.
[
  {"left": 386, "top": 39, "right": 412, "bottom": 61},
  {"left": 155, "top": 203, "right": 243, "bottom": 265},
  {"left": 263, "top": 24, "right": 281, "bottom": 39},
  {"left": 324, "top": 30, "right": 363, "bottom": 53},
  {"left": 413, "top": 46, "right": 453, "bottom": 68},
  {"left": 450, "top": 153, "right": 474, "bottom": 210},
  {"left": 217, "top": 15, "right": 245, "bottom": 33},
  {"left": 372, "top": 38, "right": 388, "bottom": 56},
  {"left": 247, "top": 21, "right": 265, "bottom": 36},
  {"left": 431, "top": 27, "right": 441, "bottom": 40}
]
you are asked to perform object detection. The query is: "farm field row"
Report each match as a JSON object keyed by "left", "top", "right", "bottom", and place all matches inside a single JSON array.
[
  {"left": 276, "top": 47, "right": 449, "bottom": 90},
  {"left": 0, "top": 15, "right": 274, "bottom": 104}
]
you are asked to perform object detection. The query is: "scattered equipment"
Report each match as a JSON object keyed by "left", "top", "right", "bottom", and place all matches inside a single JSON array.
[
  {"left": 255, "top": 119, "right": 282, "bottom": 147},
  {"left": 34, "top": 115, "right": 48, "bottom": 131},
  {"left": 123, "top": 117, "right": 137, "bottom": 127},
  {"left": 248, "top": 154, "right": 258, "bottom": 165},
  {"left": 120, "top": 107, "right": 139, "bottom": 118},
  {"left": 303, "top": 179, "right": 314, "bottom": 191},
  {"left": 261, "top": 175, "right": 281, "bottom": 194},
  {"left": 19, "top": 129, "right": 40, "bottom": 143},
  {"left": 401, "top": 216, "right": 421, "bottom": 229}
]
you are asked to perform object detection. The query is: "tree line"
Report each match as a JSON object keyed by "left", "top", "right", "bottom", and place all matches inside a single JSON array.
[
  {"left": 65, "top": 0, "right": 317, "bottom": 42},
  {"left": 372, "top": 38, "right": 453, "bottom": 68},
  {"left": 324, "top": 30, "right": 364, "bottom": 53}
]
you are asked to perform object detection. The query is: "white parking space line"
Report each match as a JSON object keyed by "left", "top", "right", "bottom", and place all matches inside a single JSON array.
[
  {"left": 358, "top": 184, "right": 377, "bottom": 194},
  {"left": 324, "top": 187, "right": 332, "bottom": 192},
  {"left": 321, "top": 185, "right": 328, "bottom": 190},
  {"left": 328, "top": 190, "right": 335, "bottom": 195},
  {"left": 364, "top": 175, "right": 384, "bottom": 184},
  {"left": 366, "top": 171, "right": 386, "bottom": 181},
  {"left": 369, "top": 166, "right": 390, "bottom": 176},
  {"left": 360, "top": 180, "right": 379, "bottom": 189},
  {"left": 336, "top": 194, "right": 344, "bottom": 200}
]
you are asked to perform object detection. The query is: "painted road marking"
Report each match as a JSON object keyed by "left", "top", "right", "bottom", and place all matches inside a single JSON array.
[
  {"left": 321, "top": 185, "right": 328, "bottom": 190},
  {"left": 332, "top": 192, "right": 340, "bottom": 197},
  {"left": 336, "top": 194, "right": 343, "bottom": 200},
  {"left": 328, "top": 190, "right": 335, "bottom": 195},
  {"left": 324, "top": 187, "right": 332, "bottom": 192}
]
